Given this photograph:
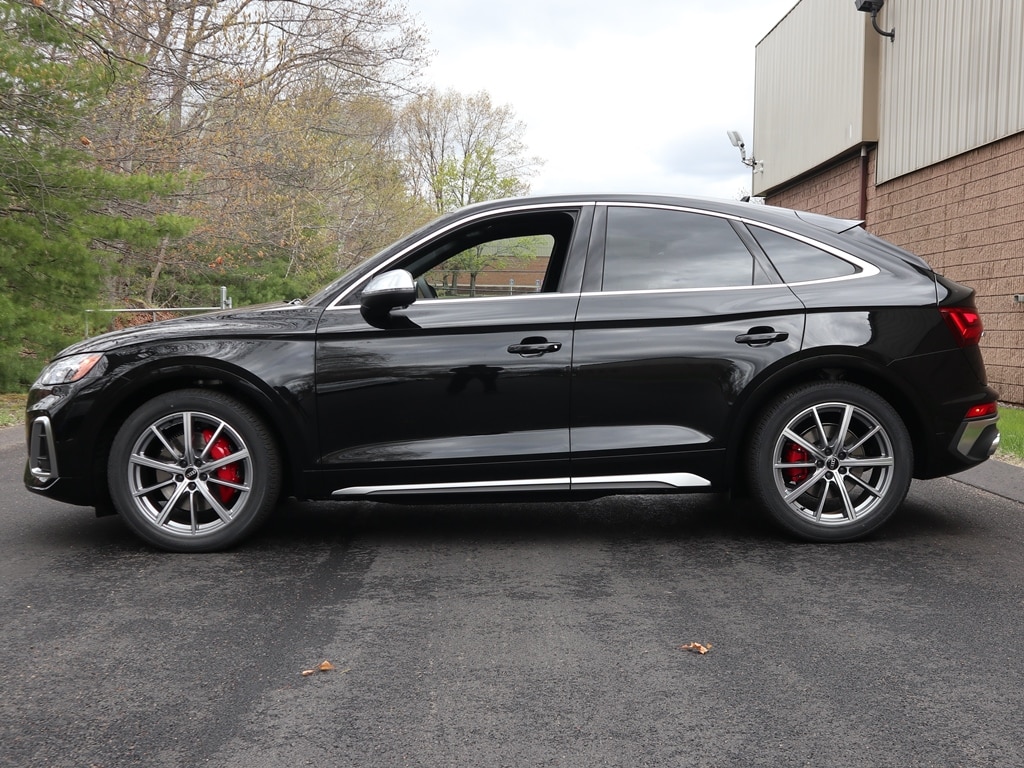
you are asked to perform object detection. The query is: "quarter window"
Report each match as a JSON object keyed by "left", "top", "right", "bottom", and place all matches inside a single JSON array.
[
  {"left": 602, "top": 207, "right": 763, "bottom": 291},
  {"left": 750, "top": 226, "right": 859, "bottom": 283}
]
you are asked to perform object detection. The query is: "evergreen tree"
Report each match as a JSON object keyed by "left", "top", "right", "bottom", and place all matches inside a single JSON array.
[{"left": 0, "top": 0, "right": 193, "bottom": 390}]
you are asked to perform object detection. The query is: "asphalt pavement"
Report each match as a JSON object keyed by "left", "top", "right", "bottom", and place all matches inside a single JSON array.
[{"left": 3, "top": 422, "right": 1024, "bottom": 767}]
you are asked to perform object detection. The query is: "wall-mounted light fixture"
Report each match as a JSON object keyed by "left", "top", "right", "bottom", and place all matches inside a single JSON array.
[
  {"left": 727, "top": 131, "right": 763, "bottom": 173},
  {"left": 855, "top": 0, "right": 895, "bottom": 41}
]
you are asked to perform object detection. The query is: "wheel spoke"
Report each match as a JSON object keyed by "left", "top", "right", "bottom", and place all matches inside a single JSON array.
[
  {"left": 129, "top": 453, "right": 180, "bottom": 473},
  {"left": 783, "top": 467, "right": 828, "bottom": 503},
  {"left": 208, "top": 476, "right": 250, "bottom": 493},
  {"left": 155, "top": 483, "right": 187, "bottom": 526},
  {"left": 845, "top": 471, "right": 884, "bottom": 498},
  {"left": 199, "top": 421, "right": 227, "bottom": 461},
  {"left": 845, "top": 424, "right": 881, "bottom": 454},
  {"left": 182, "top": 412, "right": 196, "bottom": 463},
  {"left": 149, "top": 424, "right": 182, "bottom": 461},
  {"left": 811, "top": 406, "right": 829, "bottom": 448},
  {"left": 843, "top": 455, "right": 893, "bottom": 469},
  {"left": 774, "top": 459, "right": 817, "bottom": 471},
  {"left": 813, "top": 483, "right": 830, "bottom": 521},
  {"left": 835, "top": 476, "right": 857, "bottom": 520},
  {"left": 189, "top": 492, "right": 199, "bottom": 535},
  {"left": 782, "top": 428, "right": 826, "bottom": 460},
  {"left": 835, "top": 404, "right": 854, "bottom": 450},
  {"left": 204, "top": 448, "right": 250, "bottom": 472},
  {"left": 132, "top": 476, "right": 176, "bottom": 498},
  {"left": 198, "top": 483, "right": 234, "bottom": 523}
]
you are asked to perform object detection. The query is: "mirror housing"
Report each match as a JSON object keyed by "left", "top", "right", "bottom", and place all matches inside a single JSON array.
[{"left": 360, "top": 269, "right": 416, "bottom": 323}]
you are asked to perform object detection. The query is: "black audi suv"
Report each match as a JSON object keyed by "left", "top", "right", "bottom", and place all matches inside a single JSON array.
[{"left": 25, "top": 195, "right": 1000, "bottom": 551}]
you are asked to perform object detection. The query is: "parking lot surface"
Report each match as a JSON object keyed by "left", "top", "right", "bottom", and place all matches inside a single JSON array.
[{"left": 2, "top": 429, "right": 1023, "bottom": 767}]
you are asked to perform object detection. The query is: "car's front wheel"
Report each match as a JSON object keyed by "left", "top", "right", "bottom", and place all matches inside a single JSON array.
[
  {"left": 747, "top": 382, "right": 912, "bottom": 542},
  {"left": 108, "top": 390, "right": 281, "bottom": 552}
]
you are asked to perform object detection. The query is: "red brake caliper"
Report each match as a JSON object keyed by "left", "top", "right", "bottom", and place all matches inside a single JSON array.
[
  {"left": 783, "top": 442, "right": 810, "bottom": 485},
  {"left": 202, "top": 429, "right": 241, "bottom": 504}
]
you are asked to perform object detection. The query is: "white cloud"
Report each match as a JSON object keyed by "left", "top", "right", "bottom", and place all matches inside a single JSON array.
[{"left": 407, "top": 0, "right": 798, "bottom": 200}]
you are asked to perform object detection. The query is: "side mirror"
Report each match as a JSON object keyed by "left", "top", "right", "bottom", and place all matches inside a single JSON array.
[{"left": 360, "top": 269, "right": 416, "bottom": 324}]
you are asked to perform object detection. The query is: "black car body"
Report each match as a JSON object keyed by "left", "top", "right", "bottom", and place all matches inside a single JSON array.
[{"left": 25, "top": 195, "right": 1000, "bottom": 551}]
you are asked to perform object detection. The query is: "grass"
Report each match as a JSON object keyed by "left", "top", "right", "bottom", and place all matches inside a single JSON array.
[
  {"left": 1, "top": 392, "right": 1022, "bottom": 463},
  {"left": 995, "top": 403, "right": 1024, "bottom": 465},
  {"left": 0, "top": 393, "right": 24, "bottom": 429}
]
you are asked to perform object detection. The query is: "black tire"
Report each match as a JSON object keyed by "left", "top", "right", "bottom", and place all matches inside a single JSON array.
[
  {"left": 108, "top": 389, "right": 281, "bottom": 552},
  {"left": 747, "top": 381, "right": 912, "bottom": 542}
]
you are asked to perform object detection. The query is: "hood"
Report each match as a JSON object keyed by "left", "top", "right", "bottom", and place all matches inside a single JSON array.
[{"left": 60, "top": 302, "right": 323, "bottom": 356}]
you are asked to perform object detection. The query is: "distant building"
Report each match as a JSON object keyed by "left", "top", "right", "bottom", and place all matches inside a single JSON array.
[{"left": 752, "top": 0, "right": 1024, "bottom": 405}]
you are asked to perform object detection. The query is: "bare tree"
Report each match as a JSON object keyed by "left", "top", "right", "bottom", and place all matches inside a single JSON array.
[
  {"left": 399, "top": 88, "right": 542, "bottom": 214},
  {"left": 71, "top": 0, "right": 429, "bottom": 305}
]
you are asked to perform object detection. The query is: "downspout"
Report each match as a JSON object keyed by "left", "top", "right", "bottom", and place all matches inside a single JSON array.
[{"left": 859, "top": 145, "right": 870, "bottom": 224}]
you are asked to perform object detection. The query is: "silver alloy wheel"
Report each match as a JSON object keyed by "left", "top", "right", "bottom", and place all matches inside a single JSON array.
[
  {"left": 770, "top": 400, "right": 895, "bottom": 526},
  {"left": 124, "top": 410, "right": 254, "bottom": 538}
]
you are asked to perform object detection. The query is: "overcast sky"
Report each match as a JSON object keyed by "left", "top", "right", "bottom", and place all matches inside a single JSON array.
[{"left": 406, "top": 0, "right": 799, "bottom": 201}]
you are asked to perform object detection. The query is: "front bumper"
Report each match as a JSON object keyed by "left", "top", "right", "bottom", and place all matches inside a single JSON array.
[{"left": 24, "top": 413, "right": 99, "bottom": 507}]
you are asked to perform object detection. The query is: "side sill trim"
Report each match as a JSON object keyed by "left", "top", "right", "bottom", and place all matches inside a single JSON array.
[{"left": 332, "top": 472, "right": 710, "bottom": 498}]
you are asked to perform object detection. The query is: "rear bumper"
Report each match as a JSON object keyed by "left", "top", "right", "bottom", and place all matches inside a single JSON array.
[{"left": 952, "top": 414, "right": 1000, "bottom": 462}]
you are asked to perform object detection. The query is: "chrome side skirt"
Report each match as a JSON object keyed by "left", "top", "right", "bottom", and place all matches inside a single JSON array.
[{"left": 332, "top": 472, "right": 710, "bottom": 498}]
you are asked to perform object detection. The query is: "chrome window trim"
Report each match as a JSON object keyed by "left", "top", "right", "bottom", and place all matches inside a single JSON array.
[
  {"left": 329, "top": 291, "right": 579, "bottom": 311},
  {"left": 740, "top": 220, "right": 880, "bottom": 284},
  {"left": 580, "top": 283, "right": 795, "bottom": 298},
  {"left": 332, "top": 471, "right": 710, "bottom": 497},
  {"left": 326, "top": 199, "right": 881, "bottom": 311},
  {"left": 326, "top": 200, "right": 596, "bottom": 310},
  {"left": 599, "top": 201, "right": 880, "bottom": 288}
]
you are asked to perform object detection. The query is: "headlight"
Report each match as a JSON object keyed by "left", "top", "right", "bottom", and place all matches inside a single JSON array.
[{"left": 35, "top": 353, "right": 105, "bottom": 386}]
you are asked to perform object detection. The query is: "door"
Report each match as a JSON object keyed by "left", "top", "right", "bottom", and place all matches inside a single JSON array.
[
  {"left": 570, "top": 204, "right": 806, "bottom": 489},
  {"left": 314, "top": 207, "right": 589, "bottom": 496}
]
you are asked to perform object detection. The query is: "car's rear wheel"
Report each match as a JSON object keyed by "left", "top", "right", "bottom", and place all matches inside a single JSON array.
[
  {"left": 747, "top": 382, "right": 912, "bottom": 542},
  {"left": 108, "top": 390, "right": 281, "bottom": 552}
]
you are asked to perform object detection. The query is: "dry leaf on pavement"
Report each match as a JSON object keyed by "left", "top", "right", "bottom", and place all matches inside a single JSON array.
[{"left": 679, "top": 642, "right": 713, "bottom": 655}]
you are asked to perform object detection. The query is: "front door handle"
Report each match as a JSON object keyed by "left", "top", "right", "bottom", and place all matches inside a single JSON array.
[
  {"left": 507, "top": 337, "right": 563, "bottom": 357},
  {"left": 735, "top": 327, "right": 789, "bottom": 346}
]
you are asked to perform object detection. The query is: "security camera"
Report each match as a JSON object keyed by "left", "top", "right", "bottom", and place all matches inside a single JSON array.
[
  {"left": 727, "top": 130, "right": 744, "bottom": 149},
  {"left": 854, "top": 0, "right": 894, "bottom": 40}
]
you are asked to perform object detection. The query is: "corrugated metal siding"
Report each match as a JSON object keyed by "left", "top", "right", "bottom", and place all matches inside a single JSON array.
[
  {"left": 753, "top": 0, "right": 878, "bottom": 196},
  {"left": 877, "top": 0, "right": 1024, "bottom": 183}
]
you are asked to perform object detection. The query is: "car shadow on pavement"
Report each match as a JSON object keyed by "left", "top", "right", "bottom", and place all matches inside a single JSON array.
[
  {"left": 250, "top": 492, "right": 919, "bottom": 551},
  {"left": 22, "top": 481, "right": 986, "bottom": 555}
]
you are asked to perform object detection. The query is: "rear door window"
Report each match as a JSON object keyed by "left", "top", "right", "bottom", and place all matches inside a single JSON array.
[{"left": 602, "top": 207, "right": 767, "bottom": 291}]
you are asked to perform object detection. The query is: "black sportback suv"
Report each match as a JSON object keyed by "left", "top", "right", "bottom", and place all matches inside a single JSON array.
[{"left": 25, "top": 195, "right": 1000, "bottom": 551}]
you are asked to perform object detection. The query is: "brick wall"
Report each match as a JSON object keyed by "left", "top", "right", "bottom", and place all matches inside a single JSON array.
[{"left": 765, "top": 133, "right": 1024, "bottom": 405}]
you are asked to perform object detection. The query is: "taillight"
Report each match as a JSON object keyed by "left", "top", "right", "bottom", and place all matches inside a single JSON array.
[
  {"left": 940, "top": 306, "right": 984, "bottom": 347},
  {"left": 964, "top": 402, "right": 997, "bottom": 419}
]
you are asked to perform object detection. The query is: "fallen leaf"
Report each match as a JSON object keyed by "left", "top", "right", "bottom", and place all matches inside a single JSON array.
[
  {"left": 318, "top": 660, "right": 335, "bottom": 672},
  {"left": 301, "top": 669, "right": 315, "bottom": 677},
  {"left": 679, "top": 642, "right": 713, "bottom": 655}
]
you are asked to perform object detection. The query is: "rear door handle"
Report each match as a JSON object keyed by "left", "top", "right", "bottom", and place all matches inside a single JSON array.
[
  {"left": 507, "top": 338, "right": 563, "bottom": 356},
  {"left": 735, "top": 327, "right": 789, "bottom": 346}
]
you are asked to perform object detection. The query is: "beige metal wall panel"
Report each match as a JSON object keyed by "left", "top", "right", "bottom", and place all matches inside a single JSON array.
[
  {"left": 753, "top": 0, "right": 879, "bottom": 196},
  {"left": 877, "top": 0, "right": 1024, "bottom": 184}
]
